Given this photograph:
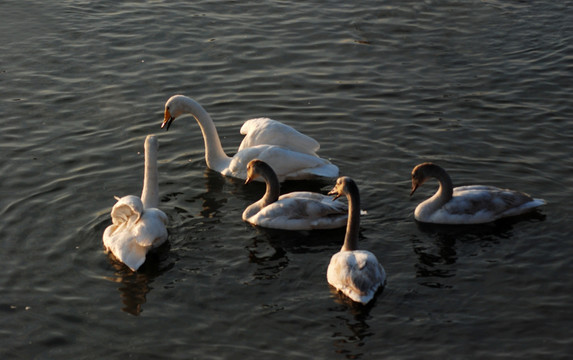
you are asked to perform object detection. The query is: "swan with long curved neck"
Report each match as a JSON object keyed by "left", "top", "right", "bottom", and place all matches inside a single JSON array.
[
  {"left": 410, "top": 162, "right": 546, "bottom": 224},
  {"left": 103, "top": 135, "right": 168, "bottom": 271},
  {"left": 161, "top": 95, "right": 339, "bottom": 182},
  {"left": 326, "top": 177, "right": 386, "bottom": 304},
  {"left": 242, "top": 160, "right": 347, "bottom": 230}
]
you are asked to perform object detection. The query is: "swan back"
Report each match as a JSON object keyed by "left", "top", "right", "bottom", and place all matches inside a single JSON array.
[
  {"left": 239, "top": 118, "right": 320, "bottom": 155},
  {"left": 244, "top": 191, "right": 348, "bottom": 230},
  {"left": 327, "top": 250, "right": 386, "bottom": 304},
  {"left": 411, "top": 163, "right": 546, "bottom": 224},
  {"left": 243, "top": 160, "right": 347, "bottom": 230}
]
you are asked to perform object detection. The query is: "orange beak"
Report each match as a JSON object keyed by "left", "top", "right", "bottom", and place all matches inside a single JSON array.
[
  {"left": 161, "top": 109, "right": 174, "bottom": 131},
  {"left": 328, "top": 188, "right": 342, "bottom": 201}
]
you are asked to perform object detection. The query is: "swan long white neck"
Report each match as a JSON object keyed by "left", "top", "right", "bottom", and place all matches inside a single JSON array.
[
  {"left": 141, "top": 135, "right": 159, "bottom": 209},
  {"left": 178, "top": 97, "right": 230, "bottom": 171},
  {"left": 342, "top": 182, "right": 360, "bottom": 252}
]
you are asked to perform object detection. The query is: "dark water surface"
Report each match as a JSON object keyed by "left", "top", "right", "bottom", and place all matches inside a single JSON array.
[{"left": 1, "top": 0, "right": 572, "bottom": 358}]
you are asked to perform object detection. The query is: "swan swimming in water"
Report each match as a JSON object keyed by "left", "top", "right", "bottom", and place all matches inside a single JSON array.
[
  {"left": 326, "top": 177, "right": 386, "bottom": 304},
  {"left": 410, "top": 162, "right": 546, "bottom": 225},
  {"left": 161, "top": 95, "right": 339, "bottom": 181},
  {"left": 243, "top": 160, "right": 348, "bottom": 230},
  {"left": 103, "top": 135, "right": 168, "bottom": 271}
]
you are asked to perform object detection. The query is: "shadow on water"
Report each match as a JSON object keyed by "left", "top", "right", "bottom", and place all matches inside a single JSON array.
[
  {"left": 245, "top": 231, "right": 290, "bottom": 281},
  {"left": 411, "top": 210, "right": 546, "bottom": 289},
  {"left": 103, "top": 241, "right": 173, "bottom": 316},
  {"left": 242, "top": 225, "right": 347, "bottom": 284},
  {"left": 247, "top": 225, "right": 347, "bottom": 253}
]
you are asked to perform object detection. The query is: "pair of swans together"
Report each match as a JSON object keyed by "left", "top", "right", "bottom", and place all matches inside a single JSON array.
[{"left": 104, "top": 95, "right": 545, "bottom": 304}]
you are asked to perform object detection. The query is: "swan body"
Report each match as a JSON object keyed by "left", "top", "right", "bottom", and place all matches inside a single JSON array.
[
  {"left": 103, "top": 135, "right": 168, "bottom": 271},
  {"left": 326, "top": 177, "right": 386, "bottom": 304},
  {"left": 243, "top": 160, "right": 347, "bottom": 230},
  {"left": 161, "top": 95, "right": 338, "bottom": 181},
  {"left": 410, "top": 162, "right": 546, "bottom": 225}
]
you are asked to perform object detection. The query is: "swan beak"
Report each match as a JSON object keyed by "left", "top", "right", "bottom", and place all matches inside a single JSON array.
[
  {"left": 162, "top": 110, "right": 174, "bottom": 131},
  {"left": 245, "top": 176, "right": 253, "bottom": 185},
  {"left": 410, "top": 182, "right": 419, "bottom": 196},
  {"left": 328, "top": 188, "right": 342, "bottom": 201}
]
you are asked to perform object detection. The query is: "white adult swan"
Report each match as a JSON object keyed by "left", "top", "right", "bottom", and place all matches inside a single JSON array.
[
  {"left": 161, "top": 95, "right": 339, "bottom": 181},
  {"left": 243, "top": 160, "right": 348, "bottom": 230},
  {"left": 103, "top": 135, "right": 168, "bottom": 271},
  {"left": 410, "top": 162, "right": 546, "bottom": 225},
  {"left": 327, "top": 177, "right": 386, "bottom": 304}
]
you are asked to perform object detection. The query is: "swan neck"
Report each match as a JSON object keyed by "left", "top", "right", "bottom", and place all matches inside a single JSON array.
[
  {"left": 261, "top": 167, "right": 280, "bottom": 206},
  {"left": 141, "top": 140, "right": 159, "bottom": 209},
  {"left": 182, "top": 98, "right": 229, "bottom": 169},
  {"left": 342, "top": 185, "right": 360, "bottom": 252},
  {"left": 434, "top": 167, "right": 453, "bottom": 203}
]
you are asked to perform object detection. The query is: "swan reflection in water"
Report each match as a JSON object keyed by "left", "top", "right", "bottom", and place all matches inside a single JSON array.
[
  {"left": 246, "top": 233, "right": 289, "bottom": 282},
  {"left": 411, "top": 211, "right": 546, "bottom": 289},
  {"left": 329, "top": 292, "right": 380, "bottom": 359},
  {"left": 104, "top": 242, "right": 172, "bottom": 316}
]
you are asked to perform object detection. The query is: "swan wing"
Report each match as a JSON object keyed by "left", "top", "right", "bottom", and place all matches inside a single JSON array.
[
  {"left": 279, "top": 192, "right": 348, "bottom": 217},
  {"left": 453, "top": 186, "right": 542, "bottom": 215},
  {"left": 132, "top": 208, "right": 169, "bottom": 248},
  {"left": 426, "top": 185, "right": 545, "bottom": 224},
  {"left": 327, "top": 250, "right": 386, "bottom": 304},
  {"left": 238, "top": 118, "right": 319, "bottom": 155},
  {"left": 247, "top": 192, "right": 347, "bottom": 230},
  {"left": 103, "top": 223, "right": 148, "bottom": 271},
  {"left": 225, "top": 145, "right": 339, "bottom": 181},
  {"left": 109, "top": 195, "right": 143, "bottom": 226}
]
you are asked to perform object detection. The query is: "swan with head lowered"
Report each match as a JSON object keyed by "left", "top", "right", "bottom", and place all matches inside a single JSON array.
[
  {"left": 161, "top": 95, "right": 339, "bottom": 182},
  {"left": 410, "top": 162, "right": 546, "bottom": 225},
  {"left": 103, "top": 135, "right": 168, "bottom": 271},
  {"left": 326, "top": 177, "right": 386, "bottom": 305},
  {"left": 243, "top": 160, "right": 348, "bottom": 230}
]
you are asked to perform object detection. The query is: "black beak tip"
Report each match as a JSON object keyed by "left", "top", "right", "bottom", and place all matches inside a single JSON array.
[{"left": 162, "top": 117, "right": 174, "bottom": 131}]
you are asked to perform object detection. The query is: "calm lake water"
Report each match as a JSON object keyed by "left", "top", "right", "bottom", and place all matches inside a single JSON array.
[{"left": 1, "top": 0, "right": 572, "bottom": 358}]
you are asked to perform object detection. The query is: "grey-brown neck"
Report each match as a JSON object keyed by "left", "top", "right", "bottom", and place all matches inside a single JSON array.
[
  {"left": 141, "top": 135, "right": 159, "bottom": 209},
  {"left": 341, "top": 179, "right": 360, "bottom": 252},
  {"left": 257, "top": 162, "right": 280, "bottom": 207},
  {"left": 424, "top": 163, "right": 454, "bottom": 203}
]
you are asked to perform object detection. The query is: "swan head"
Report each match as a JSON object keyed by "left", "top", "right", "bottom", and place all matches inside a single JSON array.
[
  {"left": 245, "top": 159, "right": 271, "bottom": 184},
  {"left": 410, "top": 162, "right": 439, "bottom": 196},
  {"left": 328, "top": 176, "right": 356, "bottom": 201},
  {"left": 144, "top": 134, "right": 158, "bottom": 151},
  {"left": 161, "top": 95, "right": 187, "bottom": 131}
]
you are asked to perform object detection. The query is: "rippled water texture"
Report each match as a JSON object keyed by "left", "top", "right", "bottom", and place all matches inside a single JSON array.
[{"left": 1, "top": 0, "right": 572, "bottom": 358}]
